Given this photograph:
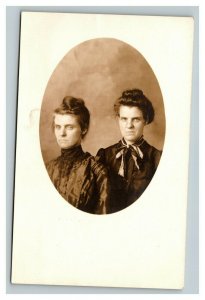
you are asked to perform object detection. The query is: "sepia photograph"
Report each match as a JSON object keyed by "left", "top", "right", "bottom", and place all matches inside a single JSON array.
[
  {"left": 11, "top": 11, "right": 194, "bottom": 289},
  {"left": 39, "top": 38, "right": 165, "bottom": 214}
]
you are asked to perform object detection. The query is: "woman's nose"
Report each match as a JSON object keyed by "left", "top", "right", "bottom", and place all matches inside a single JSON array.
[
  {"left": 126, "top": 120, "right": 134, "bottom": 128},
  {"left": 60, "top": 127, "right": 66, "bottom": 136}
]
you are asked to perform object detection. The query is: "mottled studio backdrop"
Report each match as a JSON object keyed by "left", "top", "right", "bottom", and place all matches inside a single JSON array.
[{"left": 40, "top": 38, "right": 166, "bottom": 163}]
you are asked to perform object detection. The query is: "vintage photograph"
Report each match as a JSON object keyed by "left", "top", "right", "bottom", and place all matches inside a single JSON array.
[
  {"left": 11, "top": 12, "right": 194, "bottom": 289},
  {"left": 40, "top": 38, "right": 165, "bottom": 214}
]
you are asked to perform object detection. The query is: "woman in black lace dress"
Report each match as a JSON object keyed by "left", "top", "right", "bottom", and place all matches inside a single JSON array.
[{"left": 46, "top": 96, "right": 110, "bottom": 214}]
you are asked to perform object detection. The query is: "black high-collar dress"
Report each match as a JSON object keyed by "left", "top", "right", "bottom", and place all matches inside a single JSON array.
[
  {"left": 46, "top": 145, "right": 110, "bottom": 214},
  {"left": 96, "top": 139, "right": 162, "bottom": 214}
]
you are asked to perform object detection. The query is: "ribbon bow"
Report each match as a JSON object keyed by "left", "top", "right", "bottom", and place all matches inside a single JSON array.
[{"left": 116, "top": 137, "right": 144, "bottom": 177}]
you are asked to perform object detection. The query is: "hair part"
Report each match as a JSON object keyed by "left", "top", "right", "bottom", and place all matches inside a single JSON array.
[
  {"left": 53, "top": 96, "right": 90, "bottom": 137},
  {"left": 114, "top": 89, "right": 155, "bottom": 124}
]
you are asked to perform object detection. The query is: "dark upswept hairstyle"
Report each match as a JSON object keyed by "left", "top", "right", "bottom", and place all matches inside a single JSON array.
[
  {"left": 114, "top": 89, "right": 155, "bottom": 124},
  {"left": 53, "top": 96, "right": 90, "bottom": 137}
]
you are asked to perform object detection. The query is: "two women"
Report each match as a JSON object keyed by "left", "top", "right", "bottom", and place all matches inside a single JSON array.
[{"left": 46, "top": 89, "right": 162, "bottom": 214}]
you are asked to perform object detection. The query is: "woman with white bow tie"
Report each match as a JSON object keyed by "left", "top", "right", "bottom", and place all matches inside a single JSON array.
[{"left": 97, "top": 89, "right": 162, "bottom": 214}]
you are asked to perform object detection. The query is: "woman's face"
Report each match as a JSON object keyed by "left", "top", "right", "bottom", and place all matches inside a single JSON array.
[
  {"left": 54, "top": 113, "right": 85, "bottom": 149},
  {"left": 118, "top": 105, "right": 146, "bottom": 145}
]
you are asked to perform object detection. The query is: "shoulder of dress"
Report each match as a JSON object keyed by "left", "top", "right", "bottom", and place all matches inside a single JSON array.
[
  {"left": 88, "top": 156, "right": 108, "bottom": 175},
  {"left": 97, "top": 143, "right": 119, "bottom": 155},
  {"left": 142, "top": 140, "right": 162, "bottom": 152},
  {"left": 46, "top": 157, "right": 59, "bottom": 168},
  {"left": 142, "top": 141, "right": 162, "bottom": 166},
  {"left": 152, "top": 145, "right": 162, "bottom": 157}
]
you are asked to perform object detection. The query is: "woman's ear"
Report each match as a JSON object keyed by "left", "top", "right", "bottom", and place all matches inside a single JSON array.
[
  {"left": 145, "top": 117, "right": 149, "bottom": 125},
  {"left": 81, "top": 128, "right": 87, "bottom": 136}
]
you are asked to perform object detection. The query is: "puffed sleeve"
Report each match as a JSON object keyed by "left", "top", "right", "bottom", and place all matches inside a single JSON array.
[
  {"left": 153, "top": 149, "right": 162, "bottom": 170},
  {"left": 91, "top": 159, "right": 110, "bottom": 214},
  {"left": 96, "top": 148, "right": 106, "bottom": 164}
]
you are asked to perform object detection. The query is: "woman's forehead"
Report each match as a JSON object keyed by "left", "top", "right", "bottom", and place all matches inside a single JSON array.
[
  {"left": 119, "top": 105, "right": 143, "bottom": 117},
  {"left": 54, "top": 113, "right": 79, "bottom": 125}
]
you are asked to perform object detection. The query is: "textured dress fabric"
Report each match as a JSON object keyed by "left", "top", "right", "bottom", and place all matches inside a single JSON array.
[
  {"left": 96, "top": 139, "right": 162, "bottom": 213},
  {"left": 46, "top": 145, "right": 110, "bottom": 214}
]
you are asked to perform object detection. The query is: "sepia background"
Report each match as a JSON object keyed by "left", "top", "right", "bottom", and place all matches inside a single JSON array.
[{"left": 39, "top": 38, "right": 165, "bottom": 163}]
